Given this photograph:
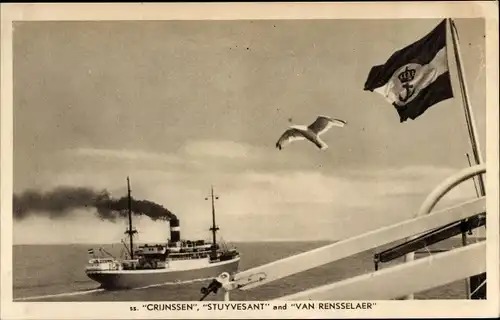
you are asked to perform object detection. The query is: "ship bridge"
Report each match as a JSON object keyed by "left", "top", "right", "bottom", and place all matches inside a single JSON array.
[{"left": 137, "top": 244, "right": 168, "bottom": 255}]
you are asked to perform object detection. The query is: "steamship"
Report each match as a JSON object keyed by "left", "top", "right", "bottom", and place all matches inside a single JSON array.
[{"left": 84, "top": 178, "right": 240, "bottom": 290}]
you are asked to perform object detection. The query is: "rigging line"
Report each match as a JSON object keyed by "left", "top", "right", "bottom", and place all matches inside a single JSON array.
[
  {"left": 450, "top": 31, "right": 476, "bottom": 153},
  {"left": 467, "top": 48, "right": 485, "bottom": 164},
  {"left": 450, "top": 20, "right": 484, "bottom": 181},
  {"left": 424, "top": 245, "right": 431, "bottom": 256},
  {"left": 468, "top": 46, "right": 486, "bottom": 135},
  {"left": 472, "top": 45, "right": 486, "bottom": 92}
]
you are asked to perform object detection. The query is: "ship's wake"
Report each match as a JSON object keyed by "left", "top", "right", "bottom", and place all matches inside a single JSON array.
[
  {"left": 13, "top": 277, "right": 215, "bottom": 300},
  {"left": 132, "top": 277, "right": 213, "bottom": 290},
  {"left": 13, "top": 288, "right": 105, "bottom": 301}
]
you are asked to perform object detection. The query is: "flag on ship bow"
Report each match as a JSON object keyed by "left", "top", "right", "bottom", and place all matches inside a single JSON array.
[{"left": 364, "top": 19, "right": 454, "bottom": 122}]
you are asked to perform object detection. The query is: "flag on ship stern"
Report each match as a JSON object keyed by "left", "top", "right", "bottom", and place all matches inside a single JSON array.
[
  {"left": 364, "top": 19, "right": 453, "bottom": 122},
  {"left": 88, "top": 248, "right": 94, "bottom": 255}
]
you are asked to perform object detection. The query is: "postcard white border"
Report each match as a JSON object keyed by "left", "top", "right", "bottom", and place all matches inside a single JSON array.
[{"left": 1, "top": 1, "right": 499, "bottom": 319}]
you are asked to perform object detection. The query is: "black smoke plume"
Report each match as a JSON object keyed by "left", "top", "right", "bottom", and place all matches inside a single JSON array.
[{"left": 13, "top": 186, "right": 177, "bottom": 222}]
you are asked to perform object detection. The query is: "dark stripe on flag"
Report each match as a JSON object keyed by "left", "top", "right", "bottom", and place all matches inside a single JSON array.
[
  {"left": 394, "top": 71, "right": 453, "bottom": 122},
  {"left": 364, "top": 19, "right": 447, "bottom": 91},
  {"left": 363, "top": 19, "right": 454, "bottom": 122}
]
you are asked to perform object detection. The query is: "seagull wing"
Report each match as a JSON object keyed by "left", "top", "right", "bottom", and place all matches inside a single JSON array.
[
  {"left": 330, "top": 118, "right": 348, "bottom": 127},
  {"left": 276, "top": 128, "right": 306, "bottom": 150},
  {"left": 308, "top": 116, "right": 347, "bottom": 135}
]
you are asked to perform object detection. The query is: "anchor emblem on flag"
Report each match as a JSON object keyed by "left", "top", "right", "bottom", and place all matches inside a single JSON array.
[{"left": 397, "top": 66, "right": 417, "bottom": 103}]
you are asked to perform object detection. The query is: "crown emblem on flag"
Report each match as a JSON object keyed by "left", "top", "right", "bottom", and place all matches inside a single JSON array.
[{"left": 397, "top": 66, "right": 416, "bottom": 83}]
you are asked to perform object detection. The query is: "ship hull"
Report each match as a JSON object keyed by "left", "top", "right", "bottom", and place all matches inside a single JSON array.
[{"left": 86, "top": 257, "right": 240, "bottom": 290}]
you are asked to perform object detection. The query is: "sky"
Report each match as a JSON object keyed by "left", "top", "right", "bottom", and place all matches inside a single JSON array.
[{"left": 12, "top": 18, "right": 486, "bottom": 244}]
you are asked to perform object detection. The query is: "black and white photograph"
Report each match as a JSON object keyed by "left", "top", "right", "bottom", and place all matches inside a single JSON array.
[{"left": 1, "top": 2, "right": 499, "bottom": 319}]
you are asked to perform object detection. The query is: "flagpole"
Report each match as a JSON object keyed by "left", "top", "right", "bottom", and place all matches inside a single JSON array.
[
  {"left": 448, "top": 18, "right": 486, "bottom": 196},
  {"left": 448, "top": 18, "right": 487, "bottom": 300},
  {"left": 402, "top": 19, "right": 486, "bottom": 300}
]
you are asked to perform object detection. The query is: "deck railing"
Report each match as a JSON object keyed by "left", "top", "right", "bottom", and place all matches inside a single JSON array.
[{"left": 200, "top": 164, "right": 487, "bottom": 301}]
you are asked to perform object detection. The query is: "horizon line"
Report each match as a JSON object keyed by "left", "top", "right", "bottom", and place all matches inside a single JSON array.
[
  {"left": 12, "top": 239, "right": 338, "bottom": 246},
  {"left": 13, "top": 236, "right": 487, "bottom": 246}
]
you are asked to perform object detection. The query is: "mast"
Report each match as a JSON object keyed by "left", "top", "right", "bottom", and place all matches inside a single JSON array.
[
  {"left": 125, "top": 177, "right": 137, "bottom": 260},
  {"left": 205, "top": 186, "right": 219, "bottom": 253}
]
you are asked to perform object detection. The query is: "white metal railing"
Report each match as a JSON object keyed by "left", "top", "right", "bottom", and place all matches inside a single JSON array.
[
  {"left": 201, "top": 165, "right": 487, "bottom": 301},
  {"left": 276, "top": 241, "right": 485, "bottom": 300},
  {"left": 229, "top": 198, "right": 484, "bottom": 292}
]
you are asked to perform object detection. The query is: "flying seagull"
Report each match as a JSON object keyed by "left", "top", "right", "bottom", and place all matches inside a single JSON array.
[{"left": 276, "top": 116, "right": 347, "bottom": 150}]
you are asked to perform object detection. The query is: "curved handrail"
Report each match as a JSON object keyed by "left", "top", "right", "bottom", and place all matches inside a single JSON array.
[{"left": 418, "top": 164, "right": 486, "bottom": 216}]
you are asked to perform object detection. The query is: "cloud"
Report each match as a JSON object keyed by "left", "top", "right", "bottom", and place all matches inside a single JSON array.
[
  {"left": 17, "top": 140, "right": 481, "bottom": 243},
  {"left": 64, "top": 147, "right": 188, "bottom": 165},
  {"left": 235, "top": 166, "right": 476, "bottom": 206},
  {"left": 57, "top": 143, "right": 481, "bottom": 215},
  {"left": 341, "top": 165, "right": 459, "bottom": 181},
  {"left": 182, "top": 140, "right": 257, "bottom": 159},
  {"left": 63, "top": 139, "right": 268, "bottom": 168}
]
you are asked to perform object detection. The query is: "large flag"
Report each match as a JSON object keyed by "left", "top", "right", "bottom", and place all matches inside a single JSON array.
[{"left": 364, "top": 19, "right": 453, "bottom": 122}]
